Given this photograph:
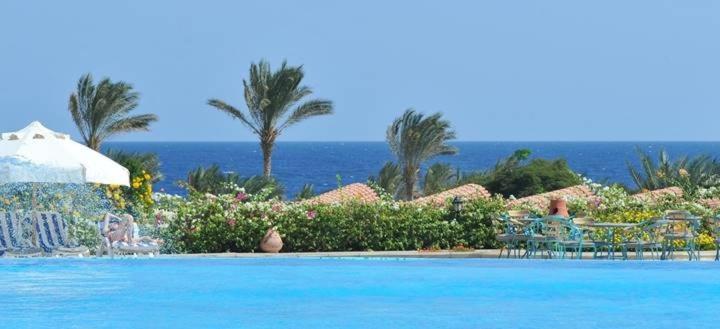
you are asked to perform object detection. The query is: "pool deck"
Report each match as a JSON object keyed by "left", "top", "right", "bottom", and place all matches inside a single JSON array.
[{"left": 164, "top": 249, "right": 720, "bottom": 261}]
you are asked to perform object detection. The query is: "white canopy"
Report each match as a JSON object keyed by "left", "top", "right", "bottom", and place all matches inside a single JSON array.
[{"left": 0, "top": 121, "right": 130, "bottom": 186}]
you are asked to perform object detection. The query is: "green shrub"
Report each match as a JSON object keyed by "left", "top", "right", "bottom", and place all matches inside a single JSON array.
[{"left": 157, "top": 193, "right": 506, "bottom": 253}]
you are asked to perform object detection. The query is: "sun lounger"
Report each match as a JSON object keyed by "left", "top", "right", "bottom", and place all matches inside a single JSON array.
[
  {"left": 33, "top": 211, "right": 89, "bottom": 256},
  {"left": 0, "top": 212, "right": 42, "bottom": 257},
  {"left": 99, "top": 214, "right": 160, "bottom": 257}
]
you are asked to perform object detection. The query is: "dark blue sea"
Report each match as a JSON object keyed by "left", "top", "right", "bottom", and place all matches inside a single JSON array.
[{"left": 104, "top": 142, "right": 720, "bottom": 198}]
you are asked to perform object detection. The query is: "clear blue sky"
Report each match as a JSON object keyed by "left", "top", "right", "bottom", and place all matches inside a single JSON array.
[{"left": 1, "top": 1, "right": 718, "bottom": 141}]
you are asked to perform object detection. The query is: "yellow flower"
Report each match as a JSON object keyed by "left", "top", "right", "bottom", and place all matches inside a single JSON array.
[{"left": 678, "top": 168, "right": 689, "bottom": 178}]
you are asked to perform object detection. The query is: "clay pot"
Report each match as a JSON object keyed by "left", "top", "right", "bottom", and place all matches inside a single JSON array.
[
  {"left": 549, "top": 198, "right": 569, "bottom": 217},
  {"left": 260, "top": 228, "right": 283, "bottom": 253}
]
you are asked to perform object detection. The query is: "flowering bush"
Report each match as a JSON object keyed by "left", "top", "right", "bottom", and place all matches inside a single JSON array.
[{"left": 154, "top": 191, "right": 506, "bottom": 253}]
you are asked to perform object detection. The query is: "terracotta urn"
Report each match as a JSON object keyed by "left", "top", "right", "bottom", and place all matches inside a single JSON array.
[
  {"left": 260, "top": 228, "right": 283, "bottom": 253},
  {"left": 549, "top": 198, "right": 569, "bottom": 217}
]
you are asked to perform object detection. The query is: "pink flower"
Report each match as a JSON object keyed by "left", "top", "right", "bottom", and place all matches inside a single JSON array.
[
  {"left": 227, "top": 219, "right": 236, "bottom": 227},
  {"left": 306, "top": 210, "right": 317, "bottom": 220},
  {"left": 235, "top": 192, "right": 248, "bottom": 202},
  {"left": 272, "top": 203, "right": 283, "bottom": 212}
]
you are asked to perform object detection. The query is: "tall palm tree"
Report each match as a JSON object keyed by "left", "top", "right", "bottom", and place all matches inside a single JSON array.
[
  {"left": 387, "top": 109, "right": 457, "bottom": 200},
  {"left": 208, "top": 60, "right": 334, "bottom": 177},
  {"left": 68, "top": 73, "right": 157, "bottom": 151}
]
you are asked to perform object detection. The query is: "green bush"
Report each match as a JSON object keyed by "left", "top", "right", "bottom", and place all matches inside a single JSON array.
[
  {"left": 157, "top": 193, "right": 506, "bottom": 253},
  {"left": 481, "top": 158, "right": 581, "bottom": 198}
]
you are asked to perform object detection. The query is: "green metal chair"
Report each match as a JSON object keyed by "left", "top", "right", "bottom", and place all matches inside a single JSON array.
[
  {"left": 527, "top": 216, "right": 581, "bottom": 259},
  {"left": 660, "top": 210, "right": 701, "bottom": 261},
  {"left": 570, "top": 217, "right": 601, "bottom": 259},
  {"left": 712, "top": 215, "right": 720, "bottom": 261},
  {"left": 495, "top": 210, "right": 534, "bottom": 258},
  {"left": 624, "top": 218, "right": 664, "bottom": 260}
]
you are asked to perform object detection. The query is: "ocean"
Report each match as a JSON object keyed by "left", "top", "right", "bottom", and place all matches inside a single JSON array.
[{"left": 104, "top": 142, "right": 720, "bottom": 198}]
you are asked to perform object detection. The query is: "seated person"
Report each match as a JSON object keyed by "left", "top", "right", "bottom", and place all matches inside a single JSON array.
[
  {"left": 103, "top": 213, "right": 132, "bottom": 244},
  {"left": 104, "top": 213, "right": 162, "bottom": 246}
]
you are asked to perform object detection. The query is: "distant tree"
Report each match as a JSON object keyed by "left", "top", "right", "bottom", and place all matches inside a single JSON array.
[
  {"left": 68, "top": 73, "right": 157, "bottom": 151},
  {"left": 295, "top": 184, "right": 317, "bottom": 200},
  {"left": 423, "top": 163, "right": 459, "bottom": 196},
  {"left": 208, "top": 60, "right": 333, "bottom": 177},
  {"left": 184, "top": 164, "right": 284, "bottom": 200},
  {"left": 386, "top": 110, "right": 457, "bottom": 200},
  {"left": 105, "top": 150, "right": 163, "bottom": 183},
  {"left": 628, "top": 148, "right": 720, "bottom": 194},
  {"left": 368, "top": 161, "right": 402, "bottom": 198},
  {"left": 465, "top": 149, "right": 580, "bottom": 198}
]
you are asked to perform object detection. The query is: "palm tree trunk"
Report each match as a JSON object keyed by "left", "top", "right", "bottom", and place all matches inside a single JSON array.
[
  {"left": 261, "top": 141, "right": 273, "bottom": 177},
  {"left": 403, "top": 165, "right": 417, "bottom": 200}
]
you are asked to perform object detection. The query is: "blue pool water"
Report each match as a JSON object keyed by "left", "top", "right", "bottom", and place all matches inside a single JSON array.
[
  {"left": 0, "top": 258, "right": 718, "bottom": 328},
  {"left": 105, "top": 141, "right": 720, "bottom": 198}
]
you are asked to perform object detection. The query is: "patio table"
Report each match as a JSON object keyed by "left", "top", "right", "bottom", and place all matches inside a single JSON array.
[{"left": 588, "top": 222, "right": 637, "bottom": 260}]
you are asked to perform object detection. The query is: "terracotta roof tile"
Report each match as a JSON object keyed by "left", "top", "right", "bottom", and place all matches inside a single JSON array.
[
  {"left": 631, "top": 187, "right": 683, "bottom": 204},
  {"left": 409, "top": 184, "right": 491, "bottom": 205},
  {"left": 304, "top": 183, "right": 379, "bottom": 205},
  {"left": 700, "top": 198, "right": 720, "bottom": 209},
  {"left": 507, "top": 185, "right": 594, "bottom": 209}
]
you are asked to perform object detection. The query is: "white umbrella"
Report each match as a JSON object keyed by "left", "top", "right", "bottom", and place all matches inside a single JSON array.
[{"left": 0, "top": 121, "right": 130, "bottom": 186}]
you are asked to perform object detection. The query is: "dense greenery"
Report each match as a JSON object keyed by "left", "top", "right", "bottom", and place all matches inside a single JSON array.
[
  {"left": 386, "top": 110, "right": 457, "bottom": 200},
  {"left": 184, "top": 164, "right": 284, "bottom": 200},
  {"left": 208, "top": 60, "right": 334, "bottom": 177},
  {"left": 68, "top": 73, "right": 157, "bottom": 151},
  {"left": 628, "top": 148, "right": 720, "bottom": 195},
  {"left": 478, "top": 154, "right": 582, "bottom": 198},
  {"left": 156, "top": 192, "right": 506, "bottom": 253},
  {"left": 103, "top": 150, "right": 160, "bottom": 217}
]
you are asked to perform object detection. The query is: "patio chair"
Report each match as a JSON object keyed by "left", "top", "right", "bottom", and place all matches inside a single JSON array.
[
  {"left": 569, "top": 217, "right": 601, "bottom": 259},
  {"left": 33, "top": 211, "right": 89, "bottom": 256},
  {"left": 527, "top": 216, "right": 581, "bottom": 259},
  {"left": 624, "top": 218, "right": 664, "bottom": 260},
  {"left": 0, "top": 212, "right": 42, "bottom": 257},
  {"left": 712, "top": 216, "right": 720, "bottom": 261},
  {"left": 660, "top": 210, "right": 700, "bottom": 261},
  {"left": 495, "top": 210, "right": 534, "bottom": 258}
]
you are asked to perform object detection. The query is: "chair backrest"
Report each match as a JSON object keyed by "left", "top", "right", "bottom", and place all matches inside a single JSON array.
[
  {"left": 506, "top": 210, "right": 530, "bottom": 220},
  {"left": 572, "top": 217, "right": 595, "bottom": 227},
  {"left": 538, "top": 216, "right": 579, "bottom": 240},
  {"left": 662, "top": 210, "right": 699, "bottom": 236},
  {"left": 0, "top": 212, "right": 19, "bottom": 249},
  {"left": 34, "top": 211, "right": 68, "bottom": 252}
]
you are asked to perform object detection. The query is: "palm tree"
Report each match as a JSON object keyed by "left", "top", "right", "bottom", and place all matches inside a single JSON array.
[
  {"left": 369, "top": 161, "right": 403, "bottom": 198},
  {"left": 386, "top": 109, "right": 457, "bottom": 200},
  {"left": 208, "top": 60, "right": 334, "bottom": 177},
  {"left": 627, "top": 148, "right": 720, "bottom": 193},
  {"left": 185, "top": 164, "right": 284, "bottom": 199},
  {"left": 423, "top": 163, "right": 460, "bottom": 196},
  {"left": 68, "top": 73, "right": 157, "bottom": 151}
]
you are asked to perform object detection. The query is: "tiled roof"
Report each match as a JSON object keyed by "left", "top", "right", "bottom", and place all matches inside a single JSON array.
[
  {"left": 409, "top": 184, "right": 491, "bottom": 205},
  {"left": 304, "top": 183, "right": 379, "bottom": 205},
  {"left": 506, "top": 185, "right": 594, "bottom": 209},
  {"left": 631, "top": 187, "right": 683, "bottom": 203},
  {"left": 700, "top": 198, "right": 720, "bottom": 209}
]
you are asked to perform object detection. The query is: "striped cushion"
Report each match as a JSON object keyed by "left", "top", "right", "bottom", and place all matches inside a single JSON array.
[
  {"left": 35, "top": 212, "right": 61, "bottom": 252},
  {"left": 0, "top": 212, "right": 19, "bottom": 249}
]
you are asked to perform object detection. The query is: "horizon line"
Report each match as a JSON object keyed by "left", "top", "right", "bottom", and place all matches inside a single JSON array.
[{"left": 104, "top": 140, "right": 720, "bottom": 143}]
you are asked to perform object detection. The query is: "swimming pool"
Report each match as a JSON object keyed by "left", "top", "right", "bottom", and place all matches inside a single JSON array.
[{"left": 0, "top": 258, "right": 718, "bottom": 328}]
